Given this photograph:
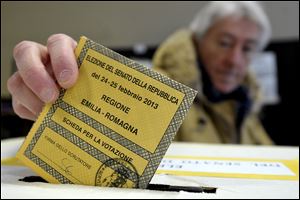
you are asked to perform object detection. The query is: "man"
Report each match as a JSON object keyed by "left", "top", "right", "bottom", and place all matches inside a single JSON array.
[
  {"left": 153, "top": 2, "right": 273, "bottom": 144},
  {"left": 7, "top": 2, "right": 273, "bottom": 144}
]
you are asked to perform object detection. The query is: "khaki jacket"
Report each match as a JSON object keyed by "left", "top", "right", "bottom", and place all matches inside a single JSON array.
[{"left": 153, "top": 29, "right": 274, "bottom": 145}]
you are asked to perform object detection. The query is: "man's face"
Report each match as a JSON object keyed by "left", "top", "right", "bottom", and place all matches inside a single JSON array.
[{"left": 198, "top": 15, "right": 260, "bottom": 93}]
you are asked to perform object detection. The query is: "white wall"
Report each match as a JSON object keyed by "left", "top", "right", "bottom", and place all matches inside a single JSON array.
[{"left": 1, "top": 1, "right": 299, "bottom": 97}]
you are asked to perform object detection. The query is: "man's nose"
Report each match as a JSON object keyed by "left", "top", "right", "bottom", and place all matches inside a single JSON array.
[{"left": 224, "top": 46, "right": 244, "bottom": 68}]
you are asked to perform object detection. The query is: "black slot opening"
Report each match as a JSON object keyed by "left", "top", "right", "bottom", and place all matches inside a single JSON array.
[{"left": 19, "top": 176, "right": 217, "bottom": 193}]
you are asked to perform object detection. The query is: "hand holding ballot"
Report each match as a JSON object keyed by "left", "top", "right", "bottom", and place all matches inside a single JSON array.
[
  {"left": 13, "top": 36, "right": 197, "bottom": 188},
  {"left": 7, "top": 34, "right": 79, "bottom": 121}
]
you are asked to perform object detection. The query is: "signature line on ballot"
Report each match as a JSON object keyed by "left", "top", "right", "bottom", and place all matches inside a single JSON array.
[{"left": 36, "top": 150, "right": 83, "bottom": 184}]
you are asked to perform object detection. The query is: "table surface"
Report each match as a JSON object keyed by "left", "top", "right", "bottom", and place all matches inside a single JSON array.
[{"left": 1, "top": 137, "right": 299, "bottom": 199}]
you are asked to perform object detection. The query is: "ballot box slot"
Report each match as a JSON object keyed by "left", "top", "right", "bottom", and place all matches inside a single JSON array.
[
  {"left": 19, "top": 176, "right": 217, "bottom": 193},
  {"left": 146, "top": 183, "right": 217, "bottom": 193},
  {"left": 19, "top": 176, "right": 48, "bottom": 183}
]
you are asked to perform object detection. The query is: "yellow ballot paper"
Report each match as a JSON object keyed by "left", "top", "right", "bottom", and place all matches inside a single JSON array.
[{"left": 16, "top": 36, "right": 197, "bottom": 189}]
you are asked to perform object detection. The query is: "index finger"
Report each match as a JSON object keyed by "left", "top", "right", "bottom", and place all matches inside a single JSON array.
[
  {"left": 47, "top": 34, "right": 78, "bottom": 89},
  {"left": 13, "top": 41, "right": 59, "bottom": 103}
]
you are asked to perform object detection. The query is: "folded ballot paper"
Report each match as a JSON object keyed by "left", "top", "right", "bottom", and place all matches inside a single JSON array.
[{"left": 16, "top": 36, "right": 197, "bottom": 189}]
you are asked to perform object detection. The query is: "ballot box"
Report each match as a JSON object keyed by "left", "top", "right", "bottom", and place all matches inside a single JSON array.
[{"left": 1, "top": 137, "right": 299, "bottom": 199}]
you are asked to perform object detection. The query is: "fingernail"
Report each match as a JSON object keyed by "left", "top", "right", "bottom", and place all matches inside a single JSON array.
[
  {"left": 40, "top": 88, "right": 55, "bottom": 102},
  {"left": 59, "top": 69, "right": 73, "bottom": 84}
]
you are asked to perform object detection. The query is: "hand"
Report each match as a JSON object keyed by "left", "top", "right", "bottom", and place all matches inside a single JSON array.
[{"left": 7, "top": 34, "right": 78, "bottom": 121}]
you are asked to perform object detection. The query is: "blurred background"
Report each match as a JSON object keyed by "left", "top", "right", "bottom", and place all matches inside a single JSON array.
[{"left": 1, "top": 1, "right": 299, "bottom": 145}]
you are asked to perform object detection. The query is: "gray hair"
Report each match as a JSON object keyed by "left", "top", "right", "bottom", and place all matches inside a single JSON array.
[{"left": 189, "top": 1, "right": 271, "bottom": 51}]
